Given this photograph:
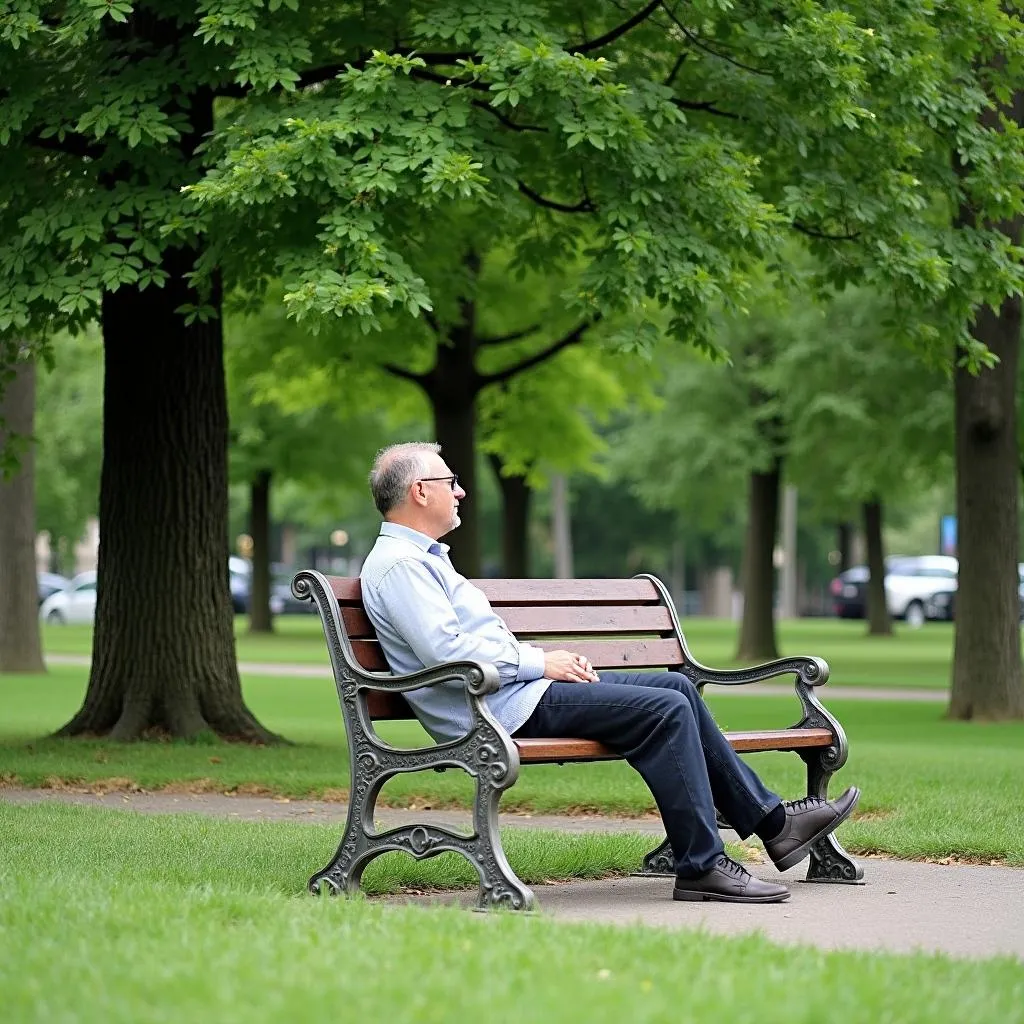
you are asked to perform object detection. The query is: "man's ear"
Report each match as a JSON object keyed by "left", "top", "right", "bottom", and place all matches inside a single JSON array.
[{"left": 409, "top": 481, "right": 428, "bottom": 507}]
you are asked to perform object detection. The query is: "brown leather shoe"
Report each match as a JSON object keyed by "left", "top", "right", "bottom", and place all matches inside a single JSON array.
[
  {"left": 764, "top": 787, "right": 860, "bottom": 872},
  {"left": 673, "top": 855, "right": 790, "bottom": 903}
]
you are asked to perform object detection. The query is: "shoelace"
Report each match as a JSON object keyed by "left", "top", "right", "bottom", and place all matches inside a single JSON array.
[
  {"left": 782, "top": 795, "right": 824, "bottom": 813},
  {"left": 716, "top": 854, "right": 750, "bottom": 878}
]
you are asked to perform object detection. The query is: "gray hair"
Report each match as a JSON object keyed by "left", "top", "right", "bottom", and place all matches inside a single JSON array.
[{"left": 369, "top": 441, "right": 441, "bottom": 516}]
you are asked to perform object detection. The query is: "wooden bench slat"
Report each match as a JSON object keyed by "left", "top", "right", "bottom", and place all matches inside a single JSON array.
[
  {"left": 350, "top": 637, "right": 685, "bottom": 674},
  {"left": 478, "top": 578, "right": 660, "bottom": 605},
  {"left": 327, "top": 576, "right": 662, "bottom": 606},
  {"left": 514, "top": 729, "right": 833, "bottom": 762},
  {"left": 340, "top": 603, "right": 673, "bottom": 640},
  {"left": 531, "top": 638, "right": 684, "bottom": 668},
  {"left": 499, "top": 604, "right": 673, "bottom": 634}
]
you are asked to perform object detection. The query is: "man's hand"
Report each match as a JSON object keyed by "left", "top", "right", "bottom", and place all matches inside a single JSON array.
[{"left": 543, "top": 650, "right": 600, "bottom": 683}]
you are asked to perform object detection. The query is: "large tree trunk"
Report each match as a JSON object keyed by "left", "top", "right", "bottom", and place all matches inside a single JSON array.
[
  {"left": 248, "top": 469, "right": 273, "bottom": 634},
  {"left": 425, "top": 310, "right": 482, "bottom": 576},
  {"left": 863, "top": 498, "right": 892, "bottom": 637},
  {"left": 736, "top": 460, "right": 781, "bottom": 661},
  {"left": 949, "top": 297, "right": 1024, "bottom": 719},
  {"left": 488, "top": 454, "right": 531, "bottom": 576},
  {"left": 948, "top": 77, "right": 1024, "bottom": 721},
  {"left": 836, "top": 521, "right": 854, "bottom": 573},
  {"left": 0, "top": 358, "right": 46, "bottom": 673},
  {"left": 57, "top": 245, "right": 277, "bottom": 742}
]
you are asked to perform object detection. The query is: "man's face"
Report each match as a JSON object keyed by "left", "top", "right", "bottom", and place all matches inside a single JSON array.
[{"left": 417, "top": 453, "right": 466, "bottom": 537}]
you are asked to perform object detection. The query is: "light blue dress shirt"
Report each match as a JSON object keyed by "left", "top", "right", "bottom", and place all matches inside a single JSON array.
[{"left": 359, "top": 522, "right": 551, "bottom": 743}]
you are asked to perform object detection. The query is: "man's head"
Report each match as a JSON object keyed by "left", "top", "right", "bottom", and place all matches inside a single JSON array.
[{"left": 369, "top": 441, "right": 466, "bottom": 539}]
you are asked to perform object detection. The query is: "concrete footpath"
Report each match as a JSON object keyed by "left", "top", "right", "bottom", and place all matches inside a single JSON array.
[{"left": 4, "top": 787, "right": 1020, "bottom": 961}]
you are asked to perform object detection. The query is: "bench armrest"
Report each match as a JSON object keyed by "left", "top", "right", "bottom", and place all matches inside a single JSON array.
[
  {"left": 350, "top": 660, "right": 501, "bottom": 697},
  {"left": 686, "top": 655, "right": 829, "bottom": 690}
]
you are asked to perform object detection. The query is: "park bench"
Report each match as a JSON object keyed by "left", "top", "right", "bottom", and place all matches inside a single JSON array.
[{"left": 292, "top": 569, "right": 863, "bottom": 910}]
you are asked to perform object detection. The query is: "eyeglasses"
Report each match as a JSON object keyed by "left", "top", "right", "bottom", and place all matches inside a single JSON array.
[{"left": 418, "top": 474, "right": 459, "bottom": 491}]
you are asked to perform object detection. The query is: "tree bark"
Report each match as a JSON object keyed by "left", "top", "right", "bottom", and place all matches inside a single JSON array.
[
  {"left": 948, "top": 76, "right": 1024, "bottom": 721},
  {"left": 736, "top": 459, "right": 781, "bottom": 661},
  {"left": 488, "top": 454, "right": 531, "bottom": 576},
  {"left": 248, "top": 469, "right": 273, "bottom": 633},
  {"left": 57, "top": 245, "right": 277, "bottom": 742},
  {"left": 949, "top": 296, "right": 1024, "bottom": 719},
  {"left": 0, "top": 358, "right": 46, "bottom": 673},
  {"left": 836, "top": 521, "right": 854, "bottom": 572},
  {"left": 863, "top": 498, "right": 892, "bottom": 637},
  {"left": 423, "top": 309, "right": 482, "bottom": 576}
]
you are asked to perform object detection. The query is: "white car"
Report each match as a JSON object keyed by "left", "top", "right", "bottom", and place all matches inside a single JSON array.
[
  {"left": 39, "top": 571, "right": 97, "bottom": 625},
  {"left": 884, "top": 555, "right": 958, "bottom": 627}
]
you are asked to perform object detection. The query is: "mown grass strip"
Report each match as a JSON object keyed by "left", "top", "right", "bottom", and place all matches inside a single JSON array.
[
  {"left": 3, "top": 672, "right": 1023, "bottom": 864},
  {"left": 1, "top": 803, "right": 1023, "bottom": 1024}
]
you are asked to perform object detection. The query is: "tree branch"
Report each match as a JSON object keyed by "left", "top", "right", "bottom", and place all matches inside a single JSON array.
[
  {"left": 479, "top": 323, "right": 542, "bottom": 346},
  {"left": 26, "top": 130, "right": 103, "bottom": 160},
  {"left": 792, "top": 220, "right": 861, "bottom": 242},
  {"left": 383, "top": 363, "right": 427, "bottom": 384},
  {"left": 471, "top": 99, "right": 548, "bottom": 133},
  {"left": 213, "top": 49, "right": 479, "bottom": 97},
  {"left": 410, "top": 68, "right": 491, "bottom": 93},
  {"left": 517, "top": 180, "right": 595, "bottom": 213},
  {"left": 571, "top": 0, "right": 664, "bottom": 53},
  {"left": 480, "top": 317, "right": 600, "bottom": 386},
  {"left": 664, "top": 50, "right": 687, "bottom": 87},
  {"left": 671, "top": 97, "right": 742, "bottom": 121},
  {"left": 662, "top": 4, "right": 772, "bottom": 77}
]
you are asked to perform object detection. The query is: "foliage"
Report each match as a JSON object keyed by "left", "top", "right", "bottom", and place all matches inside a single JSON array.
[
  {"left": 4, "top": 2, "right": 1015, "bottom": 347},
  {"left": 782, "top": 287, "right": 954, "bottom": 515},
  {"left": 33, "top": 328, "right": 103, "bottom": 567},
  {"left": 225, "top": 292, "right": 423, "bottom": 490},
  {"left": 4, "top": 653, "right": 1024, "bottom": 863}
]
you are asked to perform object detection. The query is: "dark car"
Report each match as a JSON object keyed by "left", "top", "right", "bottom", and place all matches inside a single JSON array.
[
  {"left": 37, "top": 572, "right": 70, "bottom": 605},
  {"left": 925, "top": 564, "right": 1024, "bottom": 621},
  {"left": 829, "top": 566, "right": 869, "bottom": 618}
]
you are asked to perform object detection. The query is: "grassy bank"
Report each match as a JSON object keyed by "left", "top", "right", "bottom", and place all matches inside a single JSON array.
[
  {"left": 2, "top": 802, "right": 1022, "bottom": 1024},
  {"left": 2, "top": 668, "right": 1022, "bottom": 864}
]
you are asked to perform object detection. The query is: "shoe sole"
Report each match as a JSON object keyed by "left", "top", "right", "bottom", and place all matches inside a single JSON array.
[
  {"left": 673, "top": 888, "right": 790, "bottom": 904},
  {"left": 772, "top": 786, "right": 861, "bottom": 873}
]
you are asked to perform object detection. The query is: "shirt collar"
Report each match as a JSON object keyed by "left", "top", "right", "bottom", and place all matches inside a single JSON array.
[{"left": 379, "top": 521, "right": 451, "bottom": 557}]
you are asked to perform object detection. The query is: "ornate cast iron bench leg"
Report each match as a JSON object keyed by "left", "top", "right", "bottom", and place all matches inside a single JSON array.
[
  {"left": 802, "top": 748, "right": 864, "bottom": 884},
  {"left": 309, "top": 733, "right": 535, "bottom": 911},
  {"left": 638, "top": 836, "right": 675, "bottom": 876}
]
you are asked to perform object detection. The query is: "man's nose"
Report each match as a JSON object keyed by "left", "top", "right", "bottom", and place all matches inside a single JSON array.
[{"left": 454, "top": 483, "right": 467, "bottom": 499}]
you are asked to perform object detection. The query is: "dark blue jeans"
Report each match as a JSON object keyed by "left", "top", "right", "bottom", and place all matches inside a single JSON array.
[{"left": 513, "top": 671, "right": 781, "bottom": 877}]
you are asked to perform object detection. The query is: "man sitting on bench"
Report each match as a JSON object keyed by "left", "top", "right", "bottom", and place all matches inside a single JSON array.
[{"left": 359, "top": 442, "right": 859, "bottom": 904}]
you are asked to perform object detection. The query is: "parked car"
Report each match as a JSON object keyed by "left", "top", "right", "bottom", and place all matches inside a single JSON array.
[
  {"left": 885, "top": 555, "right": 959, "bottom": 627},
  {"left": 229, "top": 558, "right": 251, "bottom": 613},
  {"left": 37, "top": 572, "right": 69, "bottom": 606},
  {"left": 829, "top": 566, "right": 870, "bottom": 618},
  {"left": 829, "top": 555, "right": 959, "bottom": 627},
  {"left": 925, "top": 564, "right": 1024, "bottom": 621},
  {"left": 828, "top": 556, "right": 905, "bottom": 619},
  {"left": 39, "top": 571, "right": 97, "bottom": 624}
]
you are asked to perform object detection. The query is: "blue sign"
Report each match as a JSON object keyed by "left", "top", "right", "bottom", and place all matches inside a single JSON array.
[{"left": 940, "top": 515, "right": 957, "bottom": 557}]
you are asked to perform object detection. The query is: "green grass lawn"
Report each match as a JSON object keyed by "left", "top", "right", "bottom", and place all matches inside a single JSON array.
[
  {"left": 41, "top": 614, "right": 960, "bottom": 688},
  {"left": 2, "top": 802, "right": 1023, "bottom": 1024},
  {"left": 3, "top": 666, "right": 1022, "bottom": 864}
]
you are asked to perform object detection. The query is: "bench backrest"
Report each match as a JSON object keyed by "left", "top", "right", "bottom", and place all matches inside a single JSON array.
[{"left": 323, "top": 575, "right": 691, "bottom": 720}]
